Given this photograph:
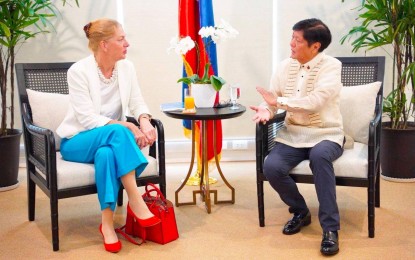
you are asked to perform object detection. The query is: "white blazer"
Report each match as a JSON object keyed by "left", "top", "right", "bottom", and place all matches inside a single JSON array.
[{"left": 56, "top": 55, "right": 150, "bottom": 138}]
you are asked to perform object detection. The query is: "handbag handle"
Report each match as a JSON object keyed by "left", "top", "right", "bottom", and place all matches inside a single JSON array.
[
  {"left": 143, "top": 183, "right": 166, "bottom": 201},
  {"left": 115, "top": 225, "right": 144, "bottom": 245},
  {"left": 143, "top": 183, "right": 169, "bottom": 212}
]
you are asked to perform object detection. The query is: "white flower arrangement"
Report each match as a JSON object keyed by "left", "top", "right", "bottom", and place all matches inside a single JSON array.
[{"left": 168, "top": 19, "right": 238, "bottom": 91}]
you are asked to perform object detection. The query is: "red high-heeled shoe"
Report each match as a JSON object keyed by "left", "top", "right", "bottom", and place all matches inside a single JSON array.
[
  {"left": 127, "top": 203, "right": 161, "bottom": 227},
  {"left": 99, "top": 224, "right": 122, "bottom": 253}
]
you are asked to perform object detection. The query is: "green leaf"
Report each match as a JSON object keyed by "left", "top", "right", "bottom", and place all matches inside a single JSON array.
[
  {"left": 177, "top": 78, "right": 192, "bottom": 85},
  {"left": 177, "top": 74, "right": 201, "bottom": 85},
  {"left": 189, "top": 74, "right": 200, "bottom": 82},
  {"left": 0, "top": 21, "right": 10, "bottom": 37},
  {"left": 210, "top": 75, "right": 226, "bottom": 91},
  {"left": 201, "top": 63, "right": 210, "bottom": 82}
]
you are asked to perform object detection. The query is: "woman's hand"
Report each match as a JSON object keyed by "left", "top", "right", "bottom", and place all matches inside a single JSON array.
[
  {"left": 120, "top": 121, "right": 148, "bottom": 148},
  {"left": 256, "top": 86, "right": 278, "bottom": 106},
  {"left": 139, "top": 118, "right": 156, "bottom": 147},
  {"left": 109, "top": 120, "right": 148, "bottom": 148},
  {"left": 250, "top": 105, "right": 272, "bottom": 124}
]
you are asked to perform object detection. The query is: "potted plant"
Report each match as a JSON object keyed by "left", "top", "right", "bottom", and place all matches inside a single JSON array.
[
  {"left": 0, "top": 0, "right": 78, "bottom": 191},
  {"left": 168, "top": 19, "right": 238, "bottom": 107},
  {"left": 340, "top": 0, "right": 415, "bottom": 181}
]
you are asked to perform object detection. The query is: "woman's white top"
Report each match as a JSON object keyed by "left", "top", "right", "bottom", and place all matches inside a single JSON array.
[{"left": 56, "top": 55, "right": 150, "bottom": 138}]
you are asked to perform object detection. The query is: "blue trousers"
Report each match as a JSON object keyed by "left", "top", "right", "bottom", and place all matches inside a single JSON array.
[
  {"left": 263, "top": 140, "right": 343, "bottom": 232},
  {"left": 60, "top": 124, "right": 148, "bottom": 211}
]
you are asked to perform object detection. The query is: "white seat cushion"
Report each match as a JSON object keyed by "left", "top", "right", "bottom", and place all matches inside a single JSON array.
[
  {"left": 55, "top": 153, "right": 159, "bottom": 190},
  {"left": 290, "top": 142, "right": 368, "bottom": 178}
]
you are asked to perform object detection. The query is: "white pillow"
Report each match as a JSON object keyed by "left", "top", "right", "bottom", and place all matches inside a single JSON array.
[
  {"left": 340, "top": 81, "right": 381, "bottom": 144},
  {"left": 26, "top": 89, "right": 69, "bottom": 150}
]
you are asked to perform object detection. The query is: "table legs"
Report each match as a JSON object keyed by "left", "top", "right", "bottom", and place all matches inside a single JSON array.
[{"left": 174, "top": 120, "right": 235, "bottom": 213}]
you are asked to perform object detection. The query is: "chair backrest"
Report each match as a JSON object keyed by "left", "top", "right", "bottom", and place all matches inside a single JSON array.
[
  {"left": 336, "top": 56, "right": 385, "bottom": 117},
  {"left": 336, "top": 56, "right": 385, "bottom": 87},
  {"left": 16, "top": 62, "right": 74, "bottom": 117}
]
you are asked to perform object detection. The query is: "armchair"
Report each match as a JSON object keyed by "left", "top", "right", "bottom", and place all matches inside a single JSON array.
[
  {"left": 15, "top": 62, "right": 166, "bottom": 251},
  {"left": 256, "top": 56, "right": 385, "bottom": 238}
]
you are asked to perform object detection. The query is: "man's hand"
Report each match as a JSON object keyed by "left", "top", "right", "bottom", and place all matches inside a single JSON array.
[
  {"left": 250, "top": 105, "right": 272, "bottom": 124},
  {"left": 256, "top": 86, "right": 278, "bottom": 106}
]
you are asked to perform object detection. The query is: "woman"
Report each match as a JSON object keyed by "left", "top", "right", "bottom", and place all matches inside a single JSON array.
[{"left": 56, "top": 18, "right": 160, "bottom": 253}]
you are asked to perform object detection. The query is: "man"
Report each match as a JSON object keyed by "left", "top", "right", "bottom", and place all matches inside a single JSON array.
[{"left": 250, "top": 18, "right": 344, "bottom": 256}]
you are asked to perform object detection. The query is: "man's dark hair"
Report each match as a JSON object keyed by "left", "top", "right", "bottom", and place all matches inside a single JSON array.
[{"left": 292, "top": 18, "right": 331, "bottom": 52}]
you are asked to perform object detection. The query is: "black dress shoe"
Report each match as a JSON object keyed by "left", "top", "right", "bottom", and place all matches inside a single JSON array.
[
  {"left": 282, "top": 211, "right": 311, "bottom": 235},
  {"left": 320, "top": 231, "right": 339, "bottom": 256}
]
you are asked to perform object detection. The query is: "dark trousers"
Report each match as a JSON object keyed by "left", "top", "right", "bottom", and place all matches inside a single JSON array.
[{"left": 263, "top": 140, "right": 343, "bottom": 232}]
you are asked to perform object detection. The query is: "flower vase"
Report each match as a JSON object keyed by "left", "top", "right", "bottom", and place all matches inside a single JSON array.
[{"left": 191, "top": 83, "right": 217, "bottom": 108}]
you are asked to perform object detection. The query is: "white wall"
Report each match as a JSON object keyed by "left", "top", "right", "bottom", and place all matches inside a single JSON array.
[{"left": 15, "top": 0, "right": 393, "bottom": 159}]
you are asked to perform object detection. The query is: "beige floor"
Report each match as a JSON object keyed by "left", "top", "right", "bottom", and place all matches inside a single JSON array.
[{"left": 1, "top": 161, "right": 414, "bottom": 260}]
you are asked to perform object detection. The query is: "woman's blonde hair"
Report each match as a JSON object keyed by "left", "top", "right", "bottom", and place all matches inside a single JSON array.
[{"left": 83, "top": 18, "right": 121, "bottom": 52}]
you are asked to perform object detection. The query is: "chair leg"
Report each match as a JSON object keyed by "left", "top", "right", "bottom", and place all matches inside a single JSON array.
[
  {"left": 27, "top": 170, "right": 36, "bottom": 221},
  {"left": 375, "top": 170, "right": 380, "bottom": 208},
  {"left": 368, "top": 206, "right": 375, "bottom": 238},
  {"left": 257, "top": 179, "right": 265, "bottom": 227},
  {"left": 117, "top": 188, "right": 124, "bottom": 206},
  {"left": 368, "top": 185, "right": 375, "bottom": 238},
  {"left": 50, "top": 197, "right": 59, "bottom": 251}
]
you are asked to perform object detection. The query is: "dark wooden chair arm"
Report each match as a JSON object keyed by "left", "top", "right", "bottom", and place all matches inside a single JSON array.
[
  {"left": 368, "top": 100, "right": 382, "bottom": 209},
  {"left": 21, "top": 103, "right": 58, "bottom": 190},
  {"left": 255, "top": 110, "right": 286, "bottom": 182},
  {"left": 369, "top": 105, "right": 382, "bottom": 147},
  {"left": 255, "top": 110, "right": 286, "bottom": 158}
]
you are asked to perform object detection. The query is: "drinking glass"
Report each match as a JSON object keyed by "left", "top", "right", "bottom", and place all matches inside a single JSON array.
[
  {"left": 229, "top": 84, "right": 240, "bottom": 110},
  {"left": 184, "top": 88, "right": 195, "bottom": 111}
]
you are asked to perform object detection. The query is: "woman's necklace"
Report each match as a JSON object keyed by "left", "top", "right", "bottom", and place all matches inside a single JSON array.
[{"left": 97, "top": 63, "right": 118, "bottom": 87}]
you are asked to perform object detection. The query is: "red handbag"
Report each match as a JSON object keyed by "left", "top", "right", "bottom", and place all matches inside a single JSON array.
[
  {"left": 117, "top": 183, "right": 179, "bottom": 245},
  {"left": 142, "top": 183, "right": 179, "bottom": 244}
]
